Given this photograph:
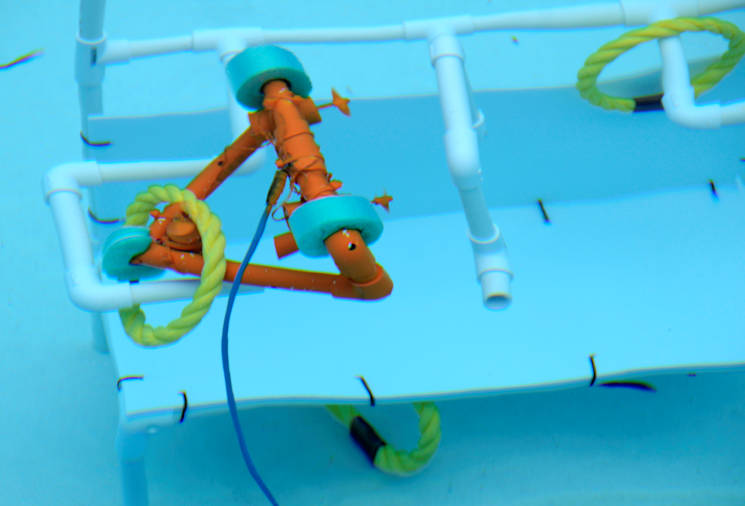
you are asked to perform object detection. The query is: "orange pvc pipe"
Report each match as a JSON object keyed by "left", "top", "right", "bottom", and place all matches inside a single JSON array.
[
  {"left": 324, "top": 229, "right": 379, "bottom": 283},
  {"left": 262, "top": 80, "right": 392, "bottom": 289},
  {"left": 149, "top": 117, "right": 272, "bottom": 248},
  {"left": 274, "top": 231, "right": 299, "bottom": 259},
  {"left": 132, "top": 243, "right": 387, "bottom": 300},
  {"left": 186, "top": 115, "right": 271, "bottom": 200},
  {"left": 262, "top": 81, "right": 337, "bottom": 201}
]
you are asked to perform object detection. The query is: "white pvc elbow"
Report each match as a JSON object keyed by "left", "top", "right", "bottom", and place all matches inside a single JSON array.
[
  {"left": 66, "top": 265, "right": 135, "bottom": 311},
  {"left": 662, "top": 85, "right": 722, "bottom": 129},
  {"left": 657, "top": 33, "right": 725, "bottom": 129},
  {"left": 43, "top": 161, "right": 101, "bottom": 198}
]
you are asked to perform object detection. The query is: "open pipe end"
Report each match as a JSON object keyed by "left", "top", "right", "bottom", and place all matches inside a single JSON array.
[{"left": 480, "top": 270, "right": 512, "bottom": 311}]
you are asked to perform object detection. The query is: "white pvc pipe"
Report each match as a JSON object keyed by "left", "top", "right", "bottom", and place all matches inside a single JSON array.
[
  {"left": 45, "top": 159, "right": 261, "bottom": 187},
  {"left": 99, "top": 36, "right": 266, "bottom": 169},
  {"left": 429, "top": 30, "right": 512, "bottom": 310},
  {"left": 460, "top": 58, "right": 487, "bottom": 136},
  {"left": 78, "top": 0, "right": 106, "bottom": 40},
  {"left": 265, "top": 25, "right": 406, "bottom": 43},
  {"left": 101, "top": 36, "right": 194, "bottom": 63},
  {"left": 218, "top": 38, "right": 252, "bottom": 137},
  {"left": 98, "top": 159, "right": 211, "bottom": 182},
  {"left": 193, "top": 28, "right": 265, "bottom": 53},
  {"left": 97, "top": 1, "right": 745, "bottom": 64},
  {"left": 721, "top": 100, "right": 745, "bottom": 125},
  {"left": 217, "top": 37, "right": 268, "bottom": 170},
  {"left": 77, "top": 0, "right": 107, "bottom": 134},
  {"left": 43, "top": 161, "right": 263, "bottom": 312},
  {"left": 226, "top": 91, "right": 252, "bottom": 136},
  {"left": 472, "top": 4, "right": 624, "bottom": 31},
  {"left": 47, "top": 189, "right": 134, "bottom": 310},
  {"left": 621, "top": 0, "right": 745, "bottom": 25}
]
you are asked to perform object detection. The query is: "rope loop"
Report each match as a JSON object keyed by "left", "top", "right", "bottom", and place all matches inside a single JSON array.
[
  {"left": 576, "top": 17, "right": 745, "bottom": 112},
  {"left": 326, "top": 401, "right": 442, "bottom": 476},
  {"left": 373, "top": 402, "right": 442, "bottom": 475},
  {"left": 120, "top": 184, "right": 227, "bottom": 347}
]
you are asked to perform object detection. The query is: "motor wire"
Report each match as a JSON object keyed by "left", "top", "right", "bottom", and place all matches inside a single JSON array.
[{"left": 221, "top": 205, "right": 278, "bottom": 506}]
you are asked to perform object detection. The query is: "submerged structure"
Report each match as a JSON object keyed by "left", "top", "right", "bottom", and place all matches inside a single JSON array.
[{"left": 44, "top": 0, "right": 745, "bottom": 504}]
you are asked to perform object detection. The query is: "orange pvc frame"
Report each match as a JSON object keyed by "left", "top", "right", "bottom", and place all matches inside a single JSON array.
[{"left": 131, "top": 80, "right": 393, "bottom": 300}]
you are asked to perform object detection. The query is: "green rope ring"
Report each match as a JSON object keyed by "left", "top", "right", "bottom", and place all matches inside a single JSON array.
[
  {"left": 326, "top": 402, "right": 441, "bottom": 475},
  {"left": 119, "top": 184, "right": 227, "bottom": 347},
  {"left": 577, "top": 17, "right": 745, "bottom": 112}
]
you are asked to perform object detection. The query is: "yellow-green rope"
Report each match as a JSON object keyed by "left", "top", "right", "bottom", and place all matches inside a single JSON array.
[
  {"left": 577, "top": 17, "right": 745, "bottom": 112},
  {"left": 326, "top": 402, "right": 441, "bottom": 475},
  {"left": 119, "top": 184, "right": 227, "bottom": 347}
]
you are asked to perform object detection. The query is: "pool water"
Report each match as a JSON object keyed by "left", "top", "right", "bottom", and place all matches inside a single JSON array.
[{"left": 2, "top": 1, "right": 745, "bottom": 504}]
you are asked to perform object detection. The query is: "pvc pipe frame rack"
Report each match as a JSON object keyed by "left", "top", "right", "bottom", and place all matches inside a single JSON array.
[
  {"left": 63, "top": 0, "right": 745, "bottom": 313},
  {"left": 44, "top": 160, "right": 265, "bottom": 313}
]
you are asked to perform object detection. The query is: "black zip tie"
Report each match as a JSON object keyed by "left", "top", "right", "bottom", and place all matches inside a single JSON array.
[
  {"left": 179, "top": 391, "right": 188, "bottom": 423},
  {"left": 633, "top": 93, "right": 664, "bottom": 112},
  {"left": 589, "top": 354, "right": 656, "bottom": 392},
  {"left": 80, "top": 131, "right": 112, "bottom": 147},
  {"left": 116, "top": 375, "right": 144, "bottom": 391},
  {"left": 537, "top": 199, "right": 550, "bottom": 224},
  {"left": 599, "top": 380, "right": 656, "bottom": 392},
  {"left": 0, "top": 49, "right": 43, "bottom": 70},
  {"left": 350, "top": 416, "right": 386, "bottom": 464},
  {"left": 588, "top": 354, "right": 597, "bottom": 387},
  {"left": 357, "top": 376, "right": 375, "bottom": 406},
  {"left": 88, "top": 208, "right": 123, "bottom": 225},
  {"left": 709, "top": 180, "right": 719, "bottom": 200}
]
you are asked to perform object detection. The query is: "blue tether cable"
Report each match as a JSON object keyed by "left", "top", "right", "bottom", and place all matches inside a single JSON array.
[{"left": 221, "top": 206, "right": 278, "bottom": 506}]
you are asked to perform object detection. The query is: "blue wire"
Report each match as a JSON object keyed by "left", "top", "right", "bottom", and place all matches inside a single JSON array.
[{"left": 221, "top": 207, "right": 279, "bottom": 506}]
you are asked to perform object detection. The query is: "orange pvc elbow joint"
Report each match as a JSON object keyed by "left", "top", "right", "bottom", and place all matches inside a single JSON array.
[{"left": 324, "top": 229, "right": 392, "bottom": 300}]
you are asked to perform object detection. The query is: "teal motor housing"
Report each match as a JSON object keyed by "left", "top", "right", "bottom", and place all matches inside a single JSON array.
[
  {"left": 288, "top": 196, "right": 384, "bottom": 258},
  {"left": 225, "top": 45, "right": 313, "bottom": 109},
  {"left": 102, "top": 227, "right": 164, "bottom": 282}
]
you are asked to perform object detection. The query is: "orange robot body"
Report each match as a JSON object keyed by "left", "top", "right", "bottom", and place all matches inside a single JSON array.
[{"left": 132, "top": 79, "right": 392, "bottom": 300}]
